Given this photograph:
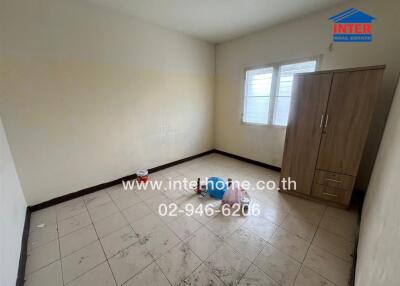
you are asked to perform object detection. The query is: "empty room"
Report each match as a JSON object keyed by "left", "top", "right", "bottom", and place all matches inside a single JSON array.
[{"left": 1, "top": 0, "right": 400, "bottom": 285}]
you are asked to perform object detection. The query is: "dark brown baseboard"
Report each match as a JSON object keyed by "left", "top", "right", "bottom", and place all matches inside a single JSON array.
[
  {"left": 29, "top": 174, "right": 137, "bottom": 212},
  {"left": 147, "top": 150, "right": 214, "bottom": 173},
  {"left": 213, "top": 149, "right": 281, "bottom": 172},
  {"left": 29, "top": 149, "right": 280, "bottom": 212},
  {"left": 350, "top": 237, "right": 359, "bottom": 286},
  {"left": 16, "top": 207, "right": 31, "bottom": 286},
  {"left": 29, "top": 150, "right": 214, "bottom": 212}
]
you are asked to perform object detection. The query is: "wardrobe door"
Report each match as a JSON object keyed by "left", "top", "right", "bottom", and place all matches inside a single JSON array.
[
  {"left": 317, "top": 69, "right": 384, "bottom": 176},
  {"left": 280, "top": 73, "right": 332, "bottom": 195}
]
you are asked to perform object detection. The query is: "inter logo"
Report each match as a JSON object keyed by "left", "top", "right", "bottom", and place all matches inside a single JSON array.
[{"left": 329, "top": 8, "right": 375, "bottom": 42}]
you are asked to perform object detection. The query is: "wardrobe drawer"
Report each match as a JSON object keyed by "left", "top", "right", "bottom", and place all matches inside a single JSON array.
[
  {"left": 312, "top": 184, "right": 352, "bottom": 205},
  {"left": 314, "top": 170, "right": 355, "bottom": 191}
]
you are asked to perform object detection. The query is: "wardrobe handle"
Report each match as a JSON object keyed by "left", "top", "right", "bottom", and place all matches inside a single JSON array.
[
  {"left": 324, "top": 115, "right": 329, "bottom": 129},
  {"left": 320, "top": 115, "right": 324, "bottom": 128},
  {"left": 323, "top": 192, "right": 338, "bottom": 197},
  {"left": 325, "top": 178, "right": 342, "bottom": 183}
]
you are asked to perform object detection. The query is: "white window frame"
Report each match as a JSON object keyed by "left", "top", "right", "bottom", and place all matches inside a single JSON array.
[{"left": 241, "top": 56, "right": 322, "bottom": 127}]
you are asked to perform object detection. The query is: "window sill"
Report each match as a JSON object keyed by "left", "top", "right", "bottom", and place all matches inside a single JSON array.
[{"left": 241, "top": 121, "right": 287, "bottom": 129}]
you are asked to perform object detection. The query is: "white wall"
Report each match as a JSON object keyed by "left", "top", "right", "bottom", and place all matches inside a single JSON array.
[
  {"left": 0, "top": 0, "right": 215, "bottom": 205},
  {"left": 0, "top": 117, "right": 27, "bottom": 286},
  {"left": 355, "top": 80, "right": 400, "bottom": 285},
  {"left": 215, "top": 0, "right": 400, "bottom": 189}
]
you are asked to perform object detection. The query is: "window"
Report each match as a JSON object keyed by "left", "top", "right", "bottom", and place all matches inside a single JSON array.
[
  {"left": 243, "top": 67, "right": 273, "bottom": 124},
  {"left": 243, "top": 59, "right": 317, "bottom": 126}
]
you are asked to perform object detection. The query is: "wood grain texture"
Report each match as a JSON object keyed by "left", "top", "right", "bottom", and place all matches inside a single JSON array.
[
  {"left": 314, "top": 170, "right": 355, "bottom": 191},
  {"left": 317, "top": 69, "right": 384, "bottom": 176},
  {"left": 280, "top": 73, "right": 332, "bottom": 195},
  {"left": 311, "top": 184, "right": 352, "bottom": 205}
]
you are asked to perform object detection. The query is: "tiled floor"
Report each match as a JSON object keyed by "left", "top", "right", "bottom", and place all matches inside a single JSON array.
[{"left": 24, "top": 154, "right": 359, "bottom": 286}]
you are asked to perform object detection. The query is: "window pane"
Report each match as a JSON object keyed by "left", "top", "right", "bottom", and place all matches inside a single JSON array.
[
  {"left": 243, "top": 96, "right": 269, "bottom": 124},
  {"left": 273, "top": 60, "right": 316, "bottom": 126},
  {"left": 273, "top": 97, "right": 291, "bottom": 126},
  {"left": 243, "top": 67, "right": 273, "bottom": 124}
]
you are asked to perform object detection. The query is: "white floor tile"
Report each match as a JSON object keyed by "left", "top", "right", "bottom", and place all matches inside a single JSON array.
[
  {"left": 205, "top": 243, "right": 251, "bottom": 285},
  {"left": 100, "top": 226, "right": 138, "bottom": 258},
  {"left": 238, "top": 264, "right": 278, "bottom": 286},
  {"left": 269, "top": 227, "right": 310, "bottom": 262},
  {"left": 183, "top": 263, "right": 224, "bottom": 286},
  {"left": 67, "top": 262, "right": 116, "bottom": 286},
  {"left": 93, "top": 212, "right": 128, "bottom": 238},
  {"left": 108, "top": 242, "right": 153, "bottom": 285},
  {"left": 88, "top": 201, "right": 119, "bottom": 222},
  {"left": 254, "top": 243, "right": 301, "bottom": 286},
  {"left": 62, "top": 241, "right": 106, "bottom": 284},
  {"left": 58, "top": 211, "right": 92, "bottom": 237},
  {"left": 304, "top": 245, "right": 352, "bottom": 286},
  {"left": 225, "top": 227, "right": 267, "bottom": 261},
  {"left": 294, "top": 266, "right": 336, "bottom": 286},
  {"left": 243, "top": 216, "right": 277, "bottom": 241},
  {"left": 185, "top": 226, "right": 223, "bottom": 261},
  {"left": 27, "top": 223, "right": 58, "bottom": 251},
  {"left": 25, "top": 239, "right": 60, "bottom": 275},
  {"left": 157, "top": 242, "right": 202, "bottom": 286},
  {"left": 24, "top": 260, "right": 63, "bottom": 286},
  {"left": 123, "top": 262, "right": 170, "bottom": 286},
  {"left": 60, "top": 224, "right": 98, "bottom": 257}
]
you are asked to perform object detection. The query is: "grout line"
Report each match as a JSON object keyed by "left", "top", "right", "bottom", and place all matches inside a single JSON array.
[
  {"left": 121, "top": 261, "right": 172, "bottom": 286},
  {"left": 291, "top": 206, "right": 328, "bottom": 285},
  {"left": 306, "top": 208, "right": 326, "bottom": 250},
  {"left": 82, "top": 194, "right": 119, "bottom": 286},
  {"left": 318, "top": 219, "right": 357, "bottom": 244},
  {"left": 28, "top": 225, "right": 99, "bottom": 267},
  {"left": 24, "top": 259, "right": 61, "bottom": 281},
  {"left": 237, "top": 256, "right": 257, "bottom": 285},
  {"left": 24, "top": 160, "right": 202, "bottom": 279},
  {"left": 27, "top": 234, "right": 59, "bottom": 254},
  {"left": 104, "top": 187, "right": 181, "bottom": 284},
  {"left": 62, "top": 247, "right": 106, "bottom": 286},
  {"left": 29, "top": 222, "right": 58, "bottom": 234},
  {"left": 136, "top": 189, "right": 213, "bottom": 285},
  {"left": 253, "top": 240, "right": 300, "bottom": 286},
  {"left": 58, "top": 221, "right": 92, "bottom": 240},
  {"left": 308, "top": 208, "right": 356, "bottom": 263},
  {"left": 26, "top": 157, "right": 356, "bottom": 286},
  {"left": 56, "top": 209, "right": 88, "bottom": 224},
  {"left": 298, "top": 264, "right": 340, "bottom": 286},
  {"left": 55, "top": 205, "right": 65, "bottom": 286},
  {"left": 59, "top": 225, "right": 98, "bottom": 258},
  {"left": 153, "top": 259, "right": 173, "bottom": 286},
  {"left": 249, "top": 261, "right": 282, "bottom": 285}
]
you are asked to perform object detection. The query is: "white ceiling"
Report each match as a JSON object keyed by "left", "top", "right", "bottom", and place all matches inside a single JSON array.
[{"left": 86, "top": 0, "right": 349, "bottom": 43}]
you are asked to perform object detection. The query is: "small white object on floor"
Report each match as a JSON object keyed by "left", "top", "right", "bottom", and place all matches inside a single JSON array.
[{"left": 36, "top": 223, "right": 45, "bottom": 228}]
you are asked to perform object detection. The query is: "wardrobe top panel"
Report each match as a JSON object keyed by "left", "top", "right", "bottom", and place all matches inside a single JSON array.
[{"left": 296, "top": 65, "right": 385, "bottom": 76}]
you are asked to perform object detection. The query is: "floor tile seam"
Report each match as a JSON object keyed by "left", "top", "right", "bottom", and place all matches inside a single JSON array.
[
  {"left": 294, "top": 206, "right": 334, "bottom": 285},
  {"left": 56, "top": 209, "right": 90, "bottom": 224},
  {"left": 82, "top": 197, "right": 119, "bottom": 286}
]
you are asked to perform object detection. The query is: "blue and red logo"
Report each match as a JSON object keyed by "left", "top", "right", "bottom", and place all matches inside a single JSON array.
[{"left": 329, "top": 8, "right": 375, "bottom": 42}]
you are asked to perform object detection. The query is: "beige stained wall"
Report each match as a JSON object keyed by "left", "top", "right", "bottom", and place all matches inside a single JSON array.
[
  {"left": 215, "top": 0, "right": 400, "bottom": 190},
  {"left": 356, "top": 80, "right": 400, "bottom": 285},
  {"left": 0, "top": 0, "right": 215, "bottom": 205}
]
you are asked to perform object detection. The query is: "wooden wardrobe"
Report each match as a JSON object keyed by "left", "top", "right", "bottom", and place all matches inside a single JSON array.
[{"left": 280, "top": 65, "right": 385, "bottom": 207}]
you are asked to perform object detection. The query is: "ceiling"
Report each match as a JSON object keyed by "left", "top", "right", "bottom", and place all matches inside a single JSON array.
[{"left": 86, "top": 0, "right": 349, "bottom": 43}]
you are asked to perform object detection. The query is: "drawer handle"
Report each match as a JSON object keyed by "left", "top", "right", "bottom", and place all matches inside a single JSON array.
[
  {"left": 323, "top": 192, "right": 338, "bottom": 197},
  {"left": 325, "top": 178, "right": 343, "bottom": 183}
]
